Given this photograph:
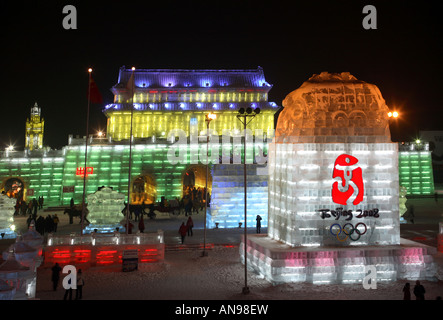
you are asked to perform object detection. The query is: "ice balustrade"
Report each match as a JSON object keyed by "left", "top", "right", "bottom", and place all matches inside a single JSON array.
[
  {"left": 44, "top": 230, "right": 165, "bottom": 267},
  {"left": 47, "top": 229, "right": 164, "bottom": 246}
]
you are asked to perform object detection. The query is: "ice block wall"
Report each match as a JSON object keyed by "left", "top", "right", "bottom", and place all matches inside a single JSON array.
[
  {"left": 398, "top": 145, "right": 435, "bottom": 195},
  {"left": 0, "top": 154, "right": 65, "bottom": 207},
  {"left": 209, "top": 164, "right": 268, "bottom": 228},
  {"left": 62, "top": 143, "right": 186, "bottom": 206},
  {"left": 268, "top": 142, "right": 400, "bottom": 246}
]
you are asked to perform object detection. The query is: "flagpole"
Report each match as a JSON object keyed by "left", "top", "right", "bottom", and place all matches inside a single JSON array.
[
  {"left": 126, "top": 67, "right": 135, "bottom": 235},
  {"left": 81, "top": 68, "right": 93, "bottom": 236}
]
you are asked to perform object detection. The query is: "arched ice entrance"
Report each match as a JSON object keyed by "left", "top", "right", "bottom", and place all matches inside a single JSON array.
[
  {"left": 131, "top": 175, "right": 157, "bottom": 205},
  {"left": 1, "top": 177, "right": 25, "bottom": 201},
  {"left": 182, "top": 165, "right": 212, "bottom": 205}
]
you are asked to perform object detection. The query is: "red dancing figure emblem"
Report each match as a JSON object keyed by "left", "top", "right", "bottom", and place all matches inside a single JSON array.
[{"left": 332, "top": 154, "right": 364, "bottom": 206}]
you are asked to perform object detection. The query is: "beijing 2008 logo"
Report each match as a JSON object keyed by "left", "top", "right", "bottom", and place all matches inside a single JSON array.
[{"left": 332, "top": 154, "right": 364, "bottom": 206}]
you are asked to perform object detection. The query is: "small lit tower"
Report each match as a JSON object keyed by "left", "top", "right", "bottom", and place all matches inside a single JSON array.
[{"left": 25, "top": 102, "right": 44, "bottom": 150}]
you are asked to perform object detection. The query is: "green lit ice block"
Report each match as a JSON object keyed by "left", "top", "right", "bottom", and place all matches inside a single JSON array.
[{"left": 398, "top": 151, "right": 435, "bottom": 195}]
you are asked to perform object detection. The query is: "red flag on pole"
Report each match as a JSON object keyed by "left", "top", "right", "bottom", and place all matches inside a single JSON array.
[{"left": 89, "top": 77, "right": 103, "bottom": 104}]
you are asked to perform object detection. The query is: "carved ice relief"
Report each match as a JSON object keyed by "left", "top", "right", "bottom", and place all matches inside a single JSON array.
[{"left": 276, "top": 72, "right": 391, "bottom": 142}]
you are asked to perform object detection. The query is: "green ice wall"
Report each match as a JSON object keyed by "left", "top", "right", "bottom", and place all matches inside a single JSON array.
[
  {"left": 61, "top": 144, "right": 187, "bottom": 206},
  {"left": 0, "top": 140, "right": 263, "bottom": 207},
  {"left": 0, "top": 145, "right": 186, "bottom": 207},
  {"left": 0, "top": 156, "right": 65, "bottom": 205},
  {"left": 399, "top": 150, "right": 435, "bottom": 195}
]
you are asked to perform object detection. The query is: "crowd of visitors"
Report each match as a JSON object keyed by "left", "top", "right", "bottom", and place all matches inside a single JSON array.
[
  {"left": 31, "top": 214, "right": 60, "bottom": 235},
  {"left": 13, "top": 196, "right": 44, "bottom": 216},
  {"left": 183, "top": 186, "right": 210, "bottom": 205},
  {"left": 9, "top": 194, "right": 61, "bottom": 236}
]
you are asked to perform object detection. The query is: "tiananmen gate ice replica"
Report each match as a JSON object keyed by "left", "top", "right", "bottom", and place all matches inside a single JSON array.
[{"left": 0, "top": 67, "right": 279, "bottom": 234}]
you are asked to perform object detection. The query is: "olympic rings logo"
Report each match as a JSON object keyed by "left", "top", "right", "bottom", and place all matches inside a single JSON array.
[{"left": 329, "top": 223, "right": 367, "bottom": 242}]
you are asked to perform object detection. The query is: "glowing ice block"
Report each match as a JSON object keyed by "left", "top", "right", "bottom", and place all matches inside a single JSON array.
[
  {"left": 0, "top": 194, "right": 17, "bottom": 239},
  {"left": 83, "top": 187, "right": 126, "bottom": 234},
  {"left": 267, "top": 142, "right": 400, "bottom": 246},
  {"left": 241, "top": 235, "right": 437, "bottom": 284},
  {"left": 208, "top": 164, "right": 268, "bottom": 229}
]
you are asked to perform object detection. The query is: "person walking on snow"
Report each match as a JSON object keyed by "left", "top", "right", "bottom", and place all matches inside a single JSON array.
[
  {"left": 179, "top": 222, "right": 187, "bottom": 244},
  {"left": 75, "top": 269, "right": 85, "bottom": 300},
  {"left": 124, "top": 221, "right": 134, "bottom": 234},
  {"left": 138, "top": 214, "right": 145, "bottom": 233},
  {"left": 186, "top": 216, "right": 194, "bottom": 236},
  {"left": 53, "top": 214, "right": 59, "bottom": 232}
]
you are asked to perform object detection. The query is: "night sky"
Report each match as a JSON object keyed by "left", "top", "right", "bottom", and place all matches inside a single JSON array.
[{"left": 1, "top": 0, "right": 442, "bottom": 150}]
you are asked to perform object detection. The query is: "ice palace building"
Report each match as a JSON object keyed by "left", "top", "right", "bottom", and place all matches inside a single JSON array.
[{"left": 0, "top": 67, "right": 280, "bottom": 234}]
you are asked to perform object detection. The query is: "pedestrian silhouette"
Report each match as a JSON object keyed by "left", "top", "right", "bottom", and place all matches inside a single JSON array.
[
  {"left": 186, "top": 216, "right": 194, "bottom": 236},
  {"left": 408, "top": 205, "right": 415, "bottom": 224},
  {"left": 63, "top": 271, "right": 73, "bottom": 300},
  {"left": 138, "top": 214, "right": 145, "bottom": 233},
  {"left": 256, "top": 215, "right": 262, "bottom": 233},
  {"left": 403, "top": 282, "right": 411, "bottom": 300},
  {"left": 413, "top": 280, "right": 425, "bottom": 300},
  {"left": 76, "top": 269, "right": 84, "bottom": 300},
  {"left": 51, "top": 263, "right": 62, "bottom": 291},
  {"left": 179, "top": 222, "right": 187, "bottom": 244}
]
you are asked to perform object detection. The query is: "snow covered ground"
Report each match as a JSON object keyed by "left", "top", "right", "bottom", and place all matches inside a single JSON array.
[
  {"left": 4, "top": 197, "right": 443, "bottom": 302},
  {"left": 35, "top": 245, "right": 443, "bottom": 301}
]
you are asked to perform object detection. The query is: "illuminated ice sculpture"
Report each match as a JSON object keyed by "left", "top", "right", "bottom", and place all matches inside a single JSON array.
[
  {"left": 0, "top": 193, "right": 17, "bottom": 239},
  {"left": 83, "top": 187, "right": 126, "bottom": 234},
  {"left": 269, "top": 72, "right": 399, "bottom": 247},
  {"left": 241, "top": 72, "right": 436, "bottom": 284},
  {"left": 399, "top": 186, "right": 408, "bottom": 223}
]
